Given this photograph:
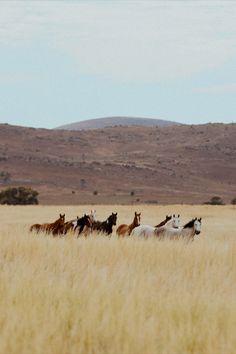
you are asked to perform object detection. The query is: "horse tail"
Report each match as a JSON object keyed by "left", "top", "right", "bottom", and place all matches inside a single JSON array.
[{"left": 30, "top": 224, "right": 41, "bottom": 233}]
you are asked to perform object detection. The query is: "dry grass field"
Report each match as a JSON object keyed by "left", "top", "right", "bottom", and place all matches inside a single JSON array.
[{"left": 0, "top": 205, "right": 235, "bottom": 354}]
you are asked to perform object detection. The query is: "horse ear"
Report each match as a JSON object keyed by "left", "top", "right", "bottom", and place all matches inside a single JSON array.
[
  {"left": 173, "top": 214, "right": 175, "bottom": 217},
  {"left": 199, "top": 217, "right": 202, "bottom": 222},
  {"left": 178, "top": 214, "right": 180, "bottom": 217}
]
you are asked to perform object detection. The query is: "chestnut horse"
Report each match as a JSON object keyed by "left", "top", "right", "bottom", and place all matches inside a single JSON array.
[
  {"left": 116, "top": 211, "right": 141, "bottom": 237},
  {"left": 30, "top": 214, "right": 65, "bottom": 236}
]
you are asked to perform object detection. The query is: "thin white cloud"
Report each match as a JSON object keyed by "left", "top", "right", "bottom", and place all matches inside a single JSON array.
[
  {"left": 0, "top": 1, "right": 236, "bottom": 81},
  {"left": 194, "top": 83, "right": 236, "bottom": 93}
]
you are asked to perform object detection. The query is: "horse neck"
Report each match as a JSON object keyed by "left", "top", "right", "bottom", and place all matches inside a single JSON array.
[
  {"left": 90, "top": 212, "right": 96, "bottom": 222},
  {"left": 77, "top": 217, "right": 83, "bottom": 226},
  {"left": 52, "top": 217, "right": 63, "bottom": 227},
  {"left": 52, "top": 219, "right": 64, "bottom": 234},
  {"left": 107, "top": 218, "right": 115, "bottom": 229},
  {"left": 156, "top": 218, "right": 169, "bottom": 227},
  {"left": 129, "top": 215, "right": 138, "bottom": 230},
  {"left": 182, "top": 226, "right": 195, "bottom": 238}
]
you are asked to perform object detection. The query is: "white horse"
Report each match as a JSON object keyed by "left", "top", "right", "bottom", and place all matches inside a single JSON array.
[
  {"left": 131, "top": 214, "right": 181, "bottom": 238},
  {"left": 155, "top": 218, "right": 202, "bottom": 240}
]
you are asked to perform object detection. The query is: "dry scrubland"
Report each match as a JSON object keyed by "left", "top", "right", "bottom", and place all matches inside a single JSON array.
[{"left": 0, "top": 205, "right": 235, "bottom": 354}]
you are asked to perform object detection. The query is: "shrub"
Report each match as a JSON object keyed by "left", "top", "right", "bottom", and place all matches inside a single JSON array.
[
  {"left": 0, "top": 187, "right": 39, "bottom": 205},
  {"left": 231, "top": 197, "right": 236, "bottom": 206},
  {"left": 204, "top": 196, "right": 224, "bottom": 205},
  {"left": 0, "top": 171, "right": 11, "bottom": 184}
]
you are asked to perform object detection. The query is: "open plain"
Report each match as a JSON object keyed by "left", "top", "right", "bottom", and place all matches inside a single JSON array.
[{"left": 0, "top": 204, "right": 235, "bottom": 354}]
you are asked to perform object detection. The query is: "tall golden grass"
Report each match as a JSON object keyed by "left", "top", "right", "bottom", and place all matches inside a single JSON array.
[{"left": 0, "top": 205, "right": 235, "bottom": 354}]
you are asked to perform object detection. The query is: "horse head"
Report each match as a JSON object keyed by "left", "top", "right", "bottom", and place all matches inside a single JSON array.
[
  {"left": 134, "top": 211, "right": 141, "bottom": 226},
  {"left": 194, "top": 218, "right": 202, "bottom": 235},
  {"left": 90, "top": 209, "right": 97, "bottom": 223},
  {"left": 172, "top": 214, "right": 180, "bottom": 229},
  {"left": 59, "top": 213, "right": 65, "bottom": 225},
  {"left": 109, "top": 212, "right": 117, "bottom": 226}
]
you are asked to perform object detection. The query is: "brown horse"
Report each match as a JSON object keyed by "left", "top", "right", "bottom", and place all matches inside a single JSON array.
[
  {"left": 60, "top": 218, "right": 77, "bottom": 235},
  {"left": 116, "top": 211, "right": 141, "bottom": 237},
  {"left": 46, "top": 214, "right": 65, "bottom": 235},
  {"left": 30, "top": 214, "right": 65, "bottom": 236},
  {"left": 29, "top": 223, "right": 42, "bottom": 233}
]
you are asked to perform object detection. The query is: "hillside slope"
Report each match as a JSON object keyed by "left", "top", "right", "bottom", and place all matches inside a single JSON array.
[{"left": 0, "top": 123, "right": 235, "bottom": 204}]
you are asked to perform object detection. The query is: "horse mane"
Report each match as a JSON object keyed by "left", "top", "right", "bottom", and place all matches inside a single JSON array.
[
  {"left": 183, "top": 218, "right": 196, "bottom": 229},
  {"left": 155, "top": 215, "right": 171, "bottom": 228}
]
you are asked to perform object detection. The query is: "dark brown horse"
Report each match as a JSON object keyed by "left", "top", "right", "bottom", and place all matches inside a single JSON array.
[
  {"left": 155, "top": 215, "right": 172, "bottom": 228},
  {"left": 116, "top": 212, "right": 141, "bottom": 237},
  {"left": 92, "top": 212, "right": 117, "bottom": 235},
  {"left": 74, "top": 214, "right": 92, "bottom": 236}
]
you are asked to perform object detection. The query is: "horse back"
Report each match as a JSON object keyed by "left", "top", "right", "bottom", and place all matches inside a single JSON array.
[
  {"left": 116, "top": 224, "right": 128, "bottom": 236},
  {"left": 29, "top": 224, "right": 41, "bottom": 232}
]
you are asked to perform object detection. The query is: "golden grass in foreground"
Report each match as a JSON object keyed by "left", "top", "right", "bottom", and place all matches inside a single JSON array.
[{"left": 0, "top": 205, "right": 235, "bottom": 354}]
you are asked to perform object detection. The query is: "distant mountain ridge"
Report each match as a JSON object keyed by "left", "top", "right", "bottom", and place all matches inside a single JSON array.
[{"left": 56, "top": 116, "right": 181, "bottom": 130}]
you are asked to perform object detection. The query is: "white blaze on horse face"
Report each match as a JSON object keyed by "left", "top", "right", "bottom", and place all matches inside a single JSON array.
[
  {"left": 194, "top": 220, "right": 201, "bottom": 235},
  {"left": 90, "top": 209, "right": 97, "bottom": 222},
  {"left": 172, "top": 215, "right": 180, "bottom": 228}
]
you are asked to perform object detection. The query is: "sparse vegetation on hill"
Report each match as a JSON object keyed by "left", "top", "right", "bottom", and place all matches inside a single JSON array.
[
  {"left": 231, "top": 197, "right": 236, "bottom": 205},
  {"left": 0, "top": 123, "right": 235, "bottom": 204},
  {"left": 0, "top": 171, "right": 11, "bottom": 184}
]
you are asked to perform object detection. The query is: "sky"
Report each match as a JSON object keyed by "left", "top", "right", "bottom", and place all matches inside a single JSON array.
[{"left": 0, "top": 0, "right": 236, "bottom": 128}]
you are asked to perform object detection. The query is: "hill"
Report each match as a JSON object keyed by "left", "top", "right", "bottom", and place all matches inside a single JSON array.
[
  {"left": 0, "top": 123, "right": 235, "bottom": 204},
  {"left": 56, "top": 116, "right": 180, "bottom": 130}
]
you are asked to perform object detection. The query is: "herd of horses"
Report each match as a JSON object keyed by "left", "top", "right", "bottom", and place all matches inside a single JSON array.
[{"left": 30, "top": 210, "right": 202, "bottom": 241}]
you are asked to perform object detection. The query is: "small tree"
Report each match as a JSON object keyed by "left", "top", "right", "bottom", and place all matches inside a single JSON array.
[
  {"left": 204, "top": 196, "right": 224, "bottom": 205},
  {"left": 231, "top": 197, "right": 236, "bottom": 206},
  {"left": 0, "top": 187, "right": 39, "bottom": 205}
]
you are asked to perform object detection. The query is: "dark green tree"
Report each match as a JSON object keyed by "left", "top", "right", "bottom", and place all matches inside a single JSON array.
[
  {"left": 204, "top": 196, "right": 224, "bottom": 205},
  {"left": 0, "top": 187, "right": 39, "bottom": 205},
  {"left": 231, "top": 197, "right": 236, "bottom": 206}
]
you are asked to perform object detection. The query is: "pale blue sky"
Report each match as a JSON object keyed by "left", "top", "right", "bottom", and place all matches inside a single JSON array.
[{"left": 0, "top": 0, "right": 235, "bottom": 128}]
